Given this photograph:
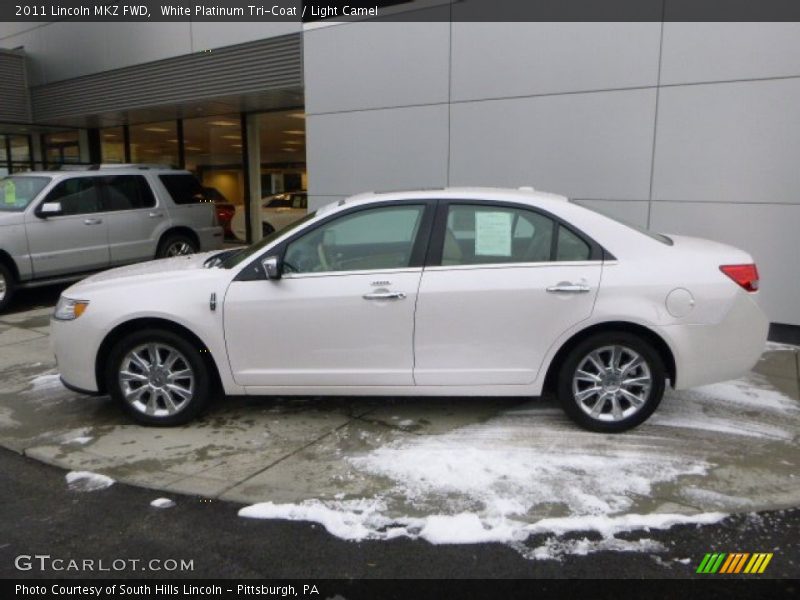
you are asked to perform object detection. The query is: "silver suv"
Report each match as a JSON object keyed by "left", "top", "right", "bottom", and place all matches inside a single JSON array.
[{"left": 0, "top": 165, "right": 223, "bottom": 312}]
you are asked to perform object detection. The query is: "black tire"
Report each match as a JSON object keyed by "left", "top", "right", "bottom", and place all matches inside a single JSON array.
[
  {"left": 0, "top": 262, "right": 15, "bottom": 313},
  {"left": 156, "top": 233, "right": 198, "bottom": 258},
  {"left": 557, "top": 332, "right": 665, "bottom": 433},
  {"left": 262, "top": 222, "right": 275, "bottom": 237},
  {"left": 105, "top": 328, "right": 211, "bottom": 426}
]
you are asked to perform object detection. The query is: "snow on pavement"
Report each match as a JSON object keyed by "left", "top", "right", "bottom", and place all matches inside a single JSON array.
[
  {"left": 65, "top": 471, "right": 115, "bottom": 492},
  {"left": 239, "top": 362, "right": 799, "bottom": 560}
]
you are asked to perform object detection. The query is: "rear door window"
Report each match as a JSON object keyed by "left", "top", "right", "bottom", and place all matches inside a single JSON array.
[
  {"left": 159, "top": 174, "right": 206, "bottom": 205},
  {"left": 101, "top": 175, "right": 156, "bottom": 211}
]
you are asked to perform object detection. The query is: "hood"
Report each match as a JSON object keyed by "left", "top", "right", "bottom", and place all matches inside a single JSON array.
[
  {"left": 71, "top": 251, "right": 222, "bottom": 292},
  {"left": 0, "top": 211, "right": 25, "bottom": 227}
]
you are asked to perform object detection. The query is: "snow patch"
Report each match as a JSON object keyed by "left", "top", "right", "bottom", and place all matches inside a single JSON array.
[
  {"left": 523, "top": 536, "right": 666, "bottom": 561},
  {"left": 239, "top": 499, "right": 724, "bottom": 557},
  {"left": 30, "top": 374, "right": 62, "bottom": 391},
  {"left": 65, "top": 471, "right": 114, "bottom": 492},
  {"left": 67, "top": 436, "right": 93, "bottom": 445},
  {"left": 349, "top": 421, "right": 709, "bottom": 517},
  {"left": 150, "top": 498, "right": 176, "bottom": 509}
]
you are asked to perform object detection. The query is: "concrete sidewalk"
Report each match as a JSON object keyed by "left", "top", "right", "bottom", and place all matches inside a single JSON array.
[{"left": 1, "top": 302, "right": 799, "bottom": 525}]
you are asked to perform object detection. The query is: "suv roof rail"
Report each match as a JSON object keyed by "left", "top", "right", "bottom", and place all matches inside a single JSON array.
[
  {"left": 88, "top": 163, "right": 176, "bottom": 170},
  {"left": 55, "top": 163, "right": 176, "bottom": 171}
]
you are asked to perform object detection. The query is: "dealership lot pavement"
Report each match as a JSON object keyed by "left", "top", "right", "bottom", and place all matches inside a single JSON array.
[{"left": 0, "top": 291, "right": 799, "bottom": 561}]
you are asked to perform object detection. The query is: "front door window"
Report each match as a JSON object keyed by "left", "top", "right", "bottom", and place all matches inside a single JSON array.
[{"left": 283, "top": 204, "right": 426, "bottom": 273}]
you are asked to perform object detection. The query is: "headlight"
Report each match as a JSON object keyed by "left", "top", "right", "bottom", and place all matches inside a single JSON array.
[{"left": 53, "top": 297, "right": 90, "bottom": 321}]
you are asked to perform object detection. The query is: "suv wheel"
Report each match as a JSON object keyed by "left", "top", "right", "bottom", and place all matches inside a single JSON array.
[
  {"left": 105, "top": 329, "right": 211, "bottom": 426},
  {"left": 157, "top": 234, "right": 197, "bottom": 258},
  {"left": 0, "top": 263, "right": 15, "bottom": 313},
  {"left": 557, "top": 332, "right": 665, "bottom": 433}
]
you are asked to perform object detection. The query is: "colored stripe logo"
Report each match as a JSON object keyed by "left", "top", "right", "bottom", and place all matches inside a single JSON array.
[{"left": 696, "top": 552, "right": 773, "bottom": 574}]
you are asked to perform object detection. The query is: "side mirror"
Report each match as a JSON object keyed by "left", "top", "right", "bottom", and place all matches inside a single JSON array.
[
  {"left": 261, "top": 255, "right": 282, "bottom": 280},
  {"left": 39, "top": 202, "right": 63, "bottom": 217}
]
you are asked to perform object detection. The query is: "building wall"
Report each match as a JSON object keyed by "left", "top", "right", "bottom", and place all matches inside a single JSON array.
[{"left": 304, "top": 21, "right": 800, "bottom": 326}]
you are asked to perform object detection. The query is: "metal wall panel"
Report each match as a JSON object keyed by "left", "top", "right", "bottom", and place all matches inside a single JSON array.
[
  {"left": 0, "top": 49, "right": 30, "bottom": 122},
  {"left": 30, "top": 33, "right": 302, "bottom": 123}
]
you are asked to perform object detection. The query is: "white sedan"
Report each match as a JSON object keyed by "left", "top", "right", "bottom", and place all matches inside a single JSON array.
[
  {"left": 230, "top": 191, "right": 307, "bottom": 241},
  {"left": 51, "top": 187, "right": 768, "bottom": 432}
]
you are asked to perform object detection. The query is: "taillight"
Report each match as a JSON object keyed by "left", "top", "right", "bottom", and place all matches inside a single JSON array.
[{"left": 720, "top": 264, "right": 760, "bottom": 292}]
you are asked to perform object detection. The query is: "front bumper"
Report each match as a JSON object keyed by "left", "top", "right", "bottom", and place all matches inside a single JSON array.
[{"left": 51, "top": 317, "right": 103, "bottom": 393}]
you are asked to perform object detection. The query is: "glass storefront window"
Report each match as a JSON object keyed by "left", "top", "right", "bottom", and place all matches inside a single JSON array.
[
  {"left": 129, "top": 121, "right": 178, "bottom": 167},
  {"left": 182, "top": 115, "right": 244, "bottom": 206},
  {"left": 43, "top": 131, "right": 79, "bottom": 165},
  {"left": 259, "top": 110, "right": 307, "bottom": 197},
  {"left": 101, "top": 127, "right": 125, "bottom": 163}
]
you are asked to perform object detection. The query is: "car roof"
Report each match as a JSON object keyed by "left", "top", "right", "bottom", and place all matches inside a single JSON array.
[
  {"left": 13, "top": 167, "right": 191, "bottom": 177},
  {"left": 317, "top": 187, "right": 569, "bottom": 216}
]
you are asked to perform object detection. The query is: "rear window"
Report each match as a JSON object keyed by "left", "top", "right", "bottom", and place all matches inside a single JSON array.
[
  {"left": 159, "top": 174, "right": 207, "bottom": 205},
  {"left": 582, "top": 204, "right": 673, "bottom": 246}
]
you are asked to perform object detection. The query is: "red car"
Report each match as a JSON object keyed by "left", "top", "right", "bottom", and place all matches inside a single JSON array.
[{"left": 203, "top": 187, "right": 237, "bottom": 240}]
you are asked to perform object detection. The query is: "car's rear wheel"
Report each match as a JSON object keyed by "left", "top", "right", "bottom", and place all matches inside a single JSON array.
[
  {"left": 557, "top": 332, "right": 665, "bottom": 433},
  {"left": 0, "top": 263, "right": 14, "bottom": 313},
  {"left": 157, "top": 234, "right": 197, "bottom": 258},
  {"left": 105, "top": 329, "right": 210, "bottom": 426},
  {"left": 262, "top": 222, "right": 275, "bottom": 237}
]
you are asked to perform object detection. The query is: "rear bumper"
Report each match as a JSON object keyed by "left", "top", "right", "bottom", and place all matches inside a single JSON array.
[
  {"left": 197, "top": 226, "right": 224, "bottom": 251},
  {"left": 657, "top": 292, "right": 769, "bottom": 390}
]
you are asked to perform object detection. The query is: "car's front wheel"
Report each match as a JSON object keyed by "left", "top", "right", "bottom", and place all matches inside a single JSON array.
[
  {"left": 557, "top": 332, "right": 665, "bottom": 433},
  {"left": 105, "top": 329, "right": 211, "bottom": 426}
]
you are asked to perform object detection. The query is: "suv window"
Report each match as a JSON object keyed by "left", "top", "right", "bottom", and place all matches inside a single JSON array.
[
  {"left": 159, "top": 174, "right": 206, "bottom": 205},
  {"left": 284, "top": 205, "right": 425, "bottom": 273},
  {"left": 443, "top": 204, "right": 555, "bottom": 266},
  {"left": 0, "top": 176, "right": 51, "bottom": 212},
  {"left": 102, "top": 175, "right": 156, "bottom": 211},
  {"left": 291, "top": 194, "right": 307, "bottom": 209},
  {"left": 44, "top": 178, "right": 102, "bottom": 216}
]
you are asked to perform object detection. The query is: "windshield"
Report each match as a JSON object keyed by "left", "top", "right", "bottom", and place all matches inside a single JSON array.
[
  {"left": 220, "top": 211, "right": 317, "bottom": 269},
  {"left": 0, "top": 176, "right": 51, "bottom": 212}
]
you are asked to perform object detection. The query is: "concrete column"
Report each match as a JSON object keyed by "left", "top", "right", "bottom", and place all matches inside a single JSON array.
[
  {"left": 246, "top": 113, "right": 262, "bottom": 243},
  {"left": 78, "top": 129, "right": 91, "bottom": 163}
]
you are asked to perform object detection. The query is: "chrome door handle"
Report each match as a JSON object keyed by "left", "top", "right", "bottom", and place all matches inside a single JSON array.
[
  {"left": 363, "top": 291, "right": 406, "bottom": 300},
  {"left": 546, "top": 283, "right": 591, "bottom": 293},
  {"left": 83, "top": 218, "right": 103, "bottom": 225},
  {"left": 148, "top": 211, "right": 164, "bottom": 218}
]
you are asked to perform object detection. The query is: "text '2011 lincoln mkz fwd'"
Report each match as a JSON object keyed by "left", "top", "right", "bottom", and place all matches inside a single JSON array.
[{"left": 51, "top": 187, "right": 768, "bottom": 432}]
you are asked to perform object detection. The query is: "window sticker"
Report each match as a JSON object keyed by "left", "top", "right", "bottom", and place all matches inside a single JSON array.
[
  {"left": 475, "top": 211, "right": 512, "bottom": 256},
  {"left": 2, "top": 180, "right": 16, "bottom": 205}
]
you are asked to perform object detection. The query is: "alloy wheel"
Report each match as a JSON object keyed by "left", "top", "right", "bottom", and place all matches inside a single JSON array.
[
  {"left": 571, "top": 345, "right": 652, "bottom": 423},
  {"left": 0, "top": 272, "right": 6, "bottom": 303},
  {"left": 118, "top": 343, "right": 195, "bottom": 417},
  {"left": 165, "top": 241, "right": 193, "bottom": 257}
]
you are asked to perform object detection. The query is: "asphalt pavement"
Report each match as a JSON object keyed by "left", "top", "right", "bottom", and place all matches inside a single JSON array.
[{"left": 0, "top": 446, "right": 798, "bottom": 580}]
